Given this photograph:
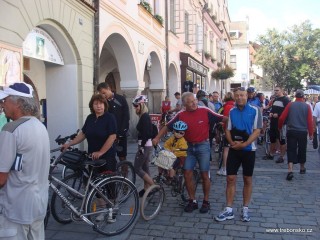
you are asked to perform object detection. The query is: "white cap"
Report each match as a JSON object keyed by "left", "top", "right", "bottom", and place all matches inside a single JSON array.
[{"left": 0, "top": 82, "right": 34, "bottom": 100}]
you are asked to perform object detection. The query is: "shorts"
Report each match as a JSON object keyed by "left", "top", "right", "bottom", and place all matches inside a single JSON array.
[
  {"left": 185, "top": 141, "right": 210, "bottom": 172},
  {"left": 269, "top": 128, "right": 286, "bottom": 145},
  {"left": 116, "top": 136, "right": 127, "bottom": 158},
  {"left": 226, "top": 149, "right": 255, "bottom": 176},
  {"left": 0, "top": 207, "right": 44, "bottom": 240}
]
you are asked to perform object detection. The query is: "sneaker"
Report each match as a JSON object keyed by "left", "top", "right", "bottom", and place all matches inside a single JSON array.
[
  {"left": 275, "top": 156, "right": 284, "bottom": 163},
  {"left": 199, "top": 200, "right": 210, "bottom": 214},
  {"left": 241, "top": 207, "right": 250, "bottom": 222},
  {"left": 300, "top": 168, "right": 306, "bottom": 174},
  {"left": 216, "top": 169, "right": 226, "bottom": 176},
  {"left": 138, "top": 189, "right": 145, "bottom": 198},
  {"left": 214, "top": 207, "right": 234, "bottom": 222},
  {"left": 107, "top": 212, "right": 117, "bottom": 223},
  {"left": 286, "top": 172, "right": 293, "bottom": 181},
  {"left": 184, "top": 199, "right": 198, "bottom": 213},
  {"left": 95, "top": 213, "right": 105, "bottom": 222},
  {"left": 263, "top": 154, "right": 274, "bottom": 160}
]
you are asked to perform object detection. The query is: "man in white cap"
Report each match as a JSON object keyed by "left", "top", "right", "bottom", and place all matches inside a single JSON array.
[{"left": 0, "top": 82, "right": 50, "bottom": 239}]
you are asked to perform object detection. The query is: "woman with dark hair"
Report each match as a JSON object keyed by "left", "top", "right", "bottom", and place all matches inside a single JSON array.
[
  {"left": 132, "top": 95, "right": 155, "bottom": 197},
  {"left": 62, "top": 94, "right": 117, "bottom": 171}
]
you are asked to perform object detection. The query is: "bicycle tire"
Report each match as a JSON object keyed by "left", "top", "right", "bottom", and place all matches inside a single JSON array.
[
  {"left": 61, "top": 165, "right": 75, "bottom": 179},
  {"left": 85, "top": 176, "right": 139, "bottom": 236},
  {"left": 140, "top": 184, "right": 165, "bottom": 221},
  {"left": 180, "top": 169, "right": 200, "bottom": 203},
  {"left": 50, "top": 172, "right": 85, "bottom": 224},
  {"left": 217, "top": 137, "right": 224, "bottom": 170},
  {"left": 44, "top": 203, "right": 50, "bottom": 229},
  {"left": 264, "top": 128, "right": 270, "bottom": 155},
  {"left": 116, "top": 160, "right": 136, "bottom": 184}
]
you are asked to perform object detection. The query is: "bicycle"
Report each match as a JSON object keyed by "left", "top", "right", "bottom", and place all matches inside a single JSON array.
[
  {"left": 48, "top": 150, "right": 139, "bottom": 236},
  {"left": 140, "top": 146, "right": 200, "bottom": 220},
  {"left": 160, "top": 112, "right": 175, "bottom": 142},
  {"left": 213, "top": 123, "right": 225, "bottom": 170}
]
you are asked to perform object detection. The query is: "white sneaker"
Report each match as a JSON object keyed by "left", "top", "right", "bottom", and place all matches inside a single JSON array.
[
  {"left": 95, "top": 213, "right": 105, "bottom": 222},
  {"left": 217, "top": 169, "right": 226, "bottom": 176}
]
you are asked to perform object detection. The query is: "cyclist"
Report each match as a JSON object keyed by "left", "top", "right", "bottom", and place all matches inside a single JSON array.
[
  {"left": 246, "top": 87, "right": 261, "bottom": 107},
  {"left": 160, "top": 121, "right": 188, "bottom": 184},
  {"left": 97, "top": 82, "right": 130, "bottom": 164},
  {"left": 132, "top": 95, "right": 155, "bottom": 197},
  {"left": 153, "top": 92, "right": 225, "bottom": 214},
  {"left": 217, "top": 92, "right": 235, "bottom": 176},
  {"left": 263, "top": 87, "right": 290, "bottom": 162}
]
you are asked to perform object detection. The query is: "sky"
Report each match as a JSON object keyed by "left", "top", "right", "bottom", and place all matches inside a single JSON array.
[{"left": 228, "top": 0, "right": 320, "bottom": 41}]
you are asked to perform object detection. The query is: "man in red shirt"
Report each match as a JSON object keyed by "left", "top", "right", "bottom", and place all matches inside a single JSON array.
[{"left": 153, "top": 92, "right": 225, "bottom": 214}]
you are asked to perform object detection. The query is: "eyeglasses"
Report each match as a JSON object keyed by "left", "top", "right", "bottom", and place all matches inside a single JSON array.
[
  {"left": 174, "top": 131, "right": 185, "bottom": 135},
  {"left": 132, "top": 103, "right": 139, "bottom": 108}
]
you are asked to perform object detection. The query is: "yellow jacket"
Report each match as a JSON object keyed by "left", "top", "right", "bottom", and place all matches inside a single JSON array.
[{"left": 164, "top": 136, "right": 188, "bottom": 158}]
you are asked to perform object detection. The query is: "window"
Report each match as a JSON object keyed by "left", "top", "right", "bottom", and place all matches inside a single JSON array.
[
  {"left": 170, "top": 0, "right": 176, "bottom": 32},
  {"left": 230, "top": 55, "right": 237, "bottom": 69},
  {"left": 186, "top": 69, "right": 193, "bottom": 81},
  {"left": 153, "top": 0, "right": 159, "bottom": 15},
  {"left": 185, "top": 12, "right": 189, "bottom": 44},
  {"left": 230, "top": 30, "right": 240, "bottom": 39}
]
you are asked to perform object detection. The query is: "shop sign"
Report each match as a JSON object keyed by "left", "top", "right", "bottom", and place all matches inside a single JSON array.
[{"left": 188, "top": 57, "right": 208, "bottom": 75}]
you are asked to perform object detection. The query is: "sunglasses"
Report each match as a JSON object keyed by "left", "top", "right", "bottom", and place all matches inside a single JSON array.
[
  {"left": 132, "top": 103, "right": 139, "bottom": 108},
  {"left": 233, "top": 87, "right": 246, "bottom": 92},
  {"left": 174, "top": 131, "right": 185, "bottom": 135}
]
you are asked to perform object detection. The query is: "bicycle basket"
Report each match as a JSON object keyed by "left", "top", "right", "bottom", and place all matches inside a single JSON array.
[
  {"left": 152, "top": 150, "right": 176, "bottom": 170},
  {"left": 60, "top": 150, "right": 87, "bottom": 170}
]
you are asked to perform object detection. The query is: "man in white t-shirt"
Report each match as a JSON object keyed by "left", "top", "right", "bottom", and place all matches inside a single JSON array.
[
  {"left": 313, "top": 96, "right": 320, "bottom": 153},
  {"left": 0, "top": 82, "right": 50, "bottom": 239}
]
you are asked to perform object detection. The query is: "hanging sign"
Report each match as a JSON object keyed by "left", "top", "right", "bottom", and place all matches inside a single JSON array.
[{"left": 23, "top": 27, "right": 64, "bottom": 65}]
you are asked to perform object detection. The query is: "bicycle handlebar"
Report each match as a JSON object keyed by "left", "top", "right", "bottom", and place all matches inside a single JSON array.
[{"left": 54, "top": 129, "right": 80, "bottom": 145}]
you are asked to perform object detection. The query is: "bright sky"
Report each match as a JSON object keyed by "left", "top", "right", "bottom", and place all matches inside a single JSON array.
[{"left": 228, "top": 0, "right": 320, "bottom": 41}]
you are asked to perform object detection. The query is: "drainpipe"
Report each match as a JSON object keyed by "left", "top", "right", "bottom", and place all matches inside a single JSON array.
[
  {"left": 165, "top": 0, "right": 169, "bottom": 97},
  {"left": 93, "top": 0, "right": 100, "bottom": 90}
]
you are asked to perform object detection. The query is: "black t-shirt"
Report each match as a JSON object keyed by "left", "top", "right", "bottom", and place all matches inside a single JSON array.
[
  {"left": 183, "top": 81, "right": 194, "bottom": 93},
  {"left": 270, "top": 96, "right": 290, "bottom": 129},
  {"left": 82, "top": 112, "right": 117, "bottom": 158},
  {"left": 136, "top": 112, "right": 153, "bottom": 147},
  {"left": 107, "top": 93, "right": 130, "bottom": 136}
]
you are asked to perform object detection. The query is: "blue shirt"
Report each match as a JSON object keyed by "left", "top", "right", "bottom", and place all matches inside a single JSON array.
[
  {"left": 247, "top": 97, "right": 262, "bottom": 107},
  {"left": 213, "top": 101, "right": 223, "bottom": 113},
  {"left": 228, "top": 103, "right": 262, "bottom": 151},
  {"left": 82, "top": 112, "right": 117, "bottom": 158}
]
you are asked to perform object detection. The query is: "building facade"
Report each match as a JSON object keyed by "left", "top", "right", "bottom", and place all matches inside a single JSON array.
[{"left": 0, "top": 0, "right": 95, "bottom": 146}]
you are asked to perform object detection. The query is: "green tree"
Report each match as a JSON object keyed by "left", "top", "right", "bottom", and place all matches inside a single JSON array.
[{"left": 255, "top": 21, "right": 320, "bottom": 92}]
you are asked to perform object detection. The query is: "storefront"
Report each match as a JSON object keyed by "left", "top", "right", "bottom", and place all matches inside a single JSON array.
[{"left": 180, "top": 52, "right": 209, "bottom": 93}]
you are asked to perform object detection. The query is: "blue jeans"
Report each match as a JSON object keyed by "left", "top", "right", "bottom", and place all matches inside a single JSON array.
[{"left": 185, "top": 141, "right": 210, "bottom": 172}]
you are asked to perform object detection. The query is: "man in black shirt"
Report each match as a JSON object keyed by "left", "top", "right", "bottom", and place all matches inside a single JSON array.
[
  {"left": 97, "top": 82, "right": 130, "bottom": 162},
  {"left": 263, "top": 86, "right": 290, "bottom": 162}
]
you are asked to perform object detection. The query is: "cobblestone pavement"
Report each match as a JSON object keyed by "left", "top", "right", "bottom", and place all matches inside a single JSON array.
[{"left": 45, "top": 139, "right": 320, "bottom": 240}]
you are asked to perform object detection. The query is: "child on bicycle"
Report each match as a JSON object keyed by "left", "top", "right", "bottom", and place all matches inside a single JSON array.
[{"left": 158, "top": 121, "right": 188, "bottom": 184}]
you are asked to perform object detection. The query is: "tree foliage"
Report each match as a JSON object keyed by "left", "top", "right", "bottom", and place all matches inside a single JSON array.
[{"left": 255, "top": 21, "right": 320, "bottom": 92}]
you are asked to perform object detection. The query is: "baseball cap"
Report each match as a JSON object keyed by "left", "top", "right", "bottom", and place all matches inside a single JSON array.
[
  {"left": 295, "top": 89, "right": 304, "bottom": 98},
  {"left": 0, "top": 82, "right": 34, "bottom": 100}
]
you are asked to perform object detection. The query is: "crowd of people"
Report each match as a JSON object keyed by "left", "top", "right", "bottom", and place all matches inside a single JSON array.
[{"left": 0, "top": 78, "right": 319, "bottom": 239}]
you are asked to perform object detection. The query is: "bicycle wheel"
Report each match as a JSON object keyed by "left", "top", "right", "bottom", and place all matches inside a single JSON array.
[
  {"left": 116, "top": 160, "right": 136, "bottom": 184},
  {"left": 61, "top": 165, "right": 75, "bottom": 179},
  {"left": 140, "top": 184, "right": 165, "bottom": 221},
  {"left": 264, "top": 128, "right": 270, "bottom": 155},
  {"left": 50, "top": 172, "right": 85, "bottom": 224},
  {"left": 180, "top": 170, "right": 200, "bottom": 203},
  {"left": 85, "top": 176, "right": 139, "bottom": 236}
]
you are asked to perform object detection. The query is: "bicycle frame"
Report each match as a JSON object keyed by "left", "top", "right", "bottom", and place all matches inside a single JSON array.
[{"left": 49, "top": 169, "right": 115, "bottom": 226}]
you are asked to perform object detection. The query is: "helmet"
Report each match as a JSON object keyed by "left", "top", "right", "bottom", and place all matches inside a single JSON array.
[
  {"left": 247, "top": 87, "right": 255, "bottom": 93},
  {"left": 132, "top": 95, "right": 148, "bottom": 104},
  {"left": 196, "top": 90, "right": 208, "bottom": 99},
  {"left": 173, "top": 121, "right": 188, "bottom": 131}
]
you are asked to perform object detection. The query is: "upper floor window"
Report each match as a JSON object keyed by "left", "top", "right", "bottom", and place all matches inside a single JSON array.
[
  {"left": 230, "top": 30, "right": 240, "bottom": 39},
  {"left": 185, "top": 12, "right": 189, "bottom": 44},
  {"left": 170, "top": 0, "right": 176, "bottom": 33}
]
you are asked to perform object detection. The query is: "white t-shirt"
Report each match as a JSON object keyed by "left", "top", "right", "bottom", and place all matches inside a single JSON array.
[
  {"left": 313, "top": 102, "right": 320, "bottom": 122},
  {"left": 0, "top": 117, "right": 50, "bottom": 224}
]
